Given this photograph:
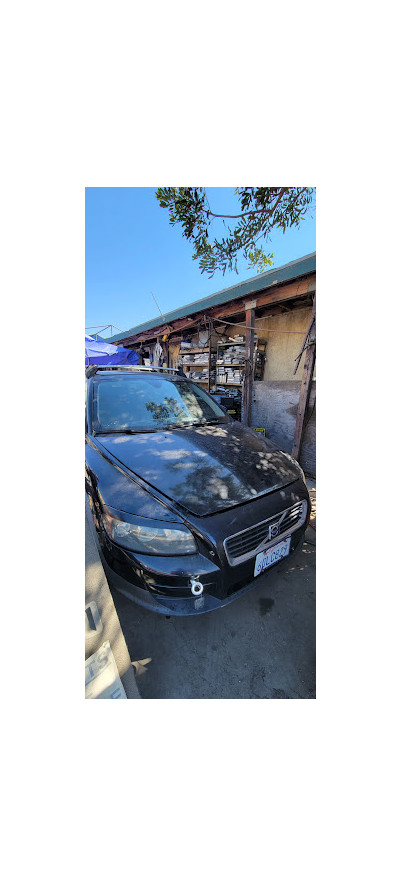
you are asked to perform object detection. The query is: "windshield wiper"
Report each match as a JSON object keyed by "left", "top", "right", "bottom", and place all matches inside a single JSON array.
[
  {"left": 94, "top": 429, "right": 143, "bottom": 435},
  {"left": 94, "top": 418, "right": 228, "bottom": 434}
]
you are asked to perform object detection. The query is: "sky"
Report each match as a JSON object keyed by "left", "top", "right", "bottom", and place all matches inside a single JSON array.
[{"left": 85, "top": 187, "right": 316, "bottom": 339}]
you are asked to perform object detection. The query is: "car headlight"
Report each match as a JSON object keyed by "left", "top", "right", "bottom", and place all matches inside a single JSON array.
[{"left": 102, "top": 510, "right": 197, "bottom": 555}]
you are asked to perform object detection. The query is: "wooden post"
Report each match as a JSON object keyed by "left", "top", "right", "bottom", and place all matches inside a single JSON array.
[
  {"left": 207, "top": 327, "right": 211, "bottom": 392},
  {"left": 242, "top": 304, "right": 255, "bottom": 425},
  {"left": 292, "top": 337, "right": 316, "bottom": 462}
]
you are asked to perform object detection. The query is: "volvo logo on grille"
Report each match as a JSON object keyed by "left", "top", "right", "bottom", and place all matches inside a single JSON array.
[{"left": 269, "top": 522, "right": 280, "bottom": 539}]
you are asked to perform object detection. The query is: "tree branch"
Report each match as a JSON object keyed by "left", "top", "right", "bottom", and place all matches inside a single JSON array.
[
  {"left": 207, "top": 187, "right": 288, "bottom": 221},
  {"left": 207, "top": 209, "right": 271, "bottom": 220},
  {"left": 205, "top": 187, "right": 310, "bottom": 222}
]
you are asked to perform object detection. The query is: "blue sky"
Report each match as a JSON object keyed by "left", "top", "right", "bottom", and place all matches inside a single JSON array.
[{"left": 85, "top": 187, "right": 316, "bottom": 338}]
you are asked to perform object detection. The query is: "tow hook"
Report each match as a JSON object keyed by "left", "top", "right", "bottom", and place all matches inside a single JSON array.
[{"left": 190, "top": 578, "right": 204, "bottom": 596}]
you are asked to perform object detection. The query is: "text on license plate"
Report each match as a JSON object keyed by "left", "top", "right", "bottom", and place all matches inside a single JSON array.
[{"left": 254, "top": 537, "right": 291, "bottom": 577}]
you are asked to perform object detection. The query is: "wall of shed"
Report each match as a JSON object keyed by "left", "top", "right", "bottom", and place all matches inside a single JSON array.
[
  {"left": 251, "top": 380, "right": 316, "bottom": 475},
  {"left": 223, "top": 305, "right": 316, "bottom": 475}
]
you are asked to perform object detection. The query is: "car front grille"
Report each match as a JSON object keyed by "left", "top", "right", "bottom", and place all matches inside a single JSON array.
[{"left": 223, "top": 499, "right": 308, "bottom": 567}]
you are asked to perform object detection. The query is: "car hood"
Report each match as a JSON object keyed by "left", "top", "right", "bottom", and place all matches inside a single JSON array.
[{"left": 98, "top": 422, "right": 300, "bottom": 517}]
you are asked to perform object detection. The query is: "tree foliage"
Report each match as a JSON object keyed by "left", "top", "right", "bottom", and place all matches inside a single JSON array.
[{"left": 155, "top": 186, "right": 315, "bottom": 277}]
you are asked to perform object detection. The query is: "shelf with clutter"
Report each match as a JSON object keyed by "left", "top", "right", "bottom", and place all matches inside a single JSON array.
[
  {"left": 175, "top": 329, "right": 266, "bottom": 406},
  {"left": 177, "top": 334, "right": 217, "bottom": 391},
  {"left": 215, "top": 334, "right": 246, "bottom": 387}
]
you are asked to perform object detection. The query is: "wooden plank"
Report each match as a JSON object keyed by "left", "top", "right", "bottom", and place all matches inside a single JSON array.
[
  {"left": 293, "top": 299, "right": 316, "bottom": 376},
  {"left": 207, "top": 327, "right": 211, "bottom": 391},
  {"left": 203, "top": 279, "right": 315, "bottom": 325},
  {"left": 292, "top": 340, "right": 316, "bottom": 462},
  {"left": 118, "top": 316, "right": 196, "bottom": 345},
  {"left": 242, "top": 306, "right": 255, "bottom": 426}
]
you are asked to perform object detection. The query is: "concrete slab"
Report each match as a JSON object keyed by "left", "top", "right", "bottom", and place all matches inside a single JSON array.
[{"left": 85, "top": 498, "right": 140, "bottom": 699}]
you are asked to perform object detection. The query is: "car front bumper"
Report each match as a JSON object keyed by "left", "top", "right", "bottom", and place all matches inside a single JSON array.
[
  {"left": 101, "top": 524, "right": 308, "bottom": 615},
  {"left": 93, "top": 478, "right": 311, "bottom": 615}
]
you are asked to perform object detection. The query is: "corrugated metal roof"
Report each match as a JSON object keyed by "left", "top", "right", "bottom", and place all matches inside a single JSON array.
[{"left": 106, "top": 252, "right": 316, "bottom": 342}]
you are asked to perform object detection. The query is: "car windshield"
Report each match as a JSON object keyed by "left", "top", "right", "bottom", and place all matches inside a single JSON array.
[{"left": 92, "top": 374, "right": 228, "bottom": 433}]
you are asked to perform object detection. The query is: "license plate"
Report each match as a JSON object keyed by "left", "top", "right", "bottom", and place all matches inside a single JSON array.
[{"left": 254, "top": 536, "right": 291, "bottom": 577}]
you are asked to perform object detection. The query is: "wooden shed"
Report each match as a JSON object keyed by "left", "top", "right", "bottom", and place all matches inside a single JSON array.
[{"left": 106, "top": 252, "right": 316, "bottom": 474}]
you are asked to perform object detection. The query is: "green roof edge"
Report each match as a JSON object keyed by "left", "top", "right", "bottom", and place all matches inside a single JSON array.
[{"left": 105, "top": 252, "right": 316, "bottom": 342}]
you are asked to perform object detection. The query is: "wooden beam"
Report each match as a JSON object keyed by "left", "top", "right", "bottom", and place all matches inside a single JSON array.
[
  {"left": 208, "top": 277, "right": 315, "bottom": 322},
  {"left": 293, "top": 300, "right": 316, "bottom": 376},
  {"left": 292, "top": 339, "right": 316, "bottom": 462},
  {"left": 119, "top": 316, "right": 197, "bottom": 345},
  {"left": 242, "top": 305, "right": 255, "bottom": 426}
]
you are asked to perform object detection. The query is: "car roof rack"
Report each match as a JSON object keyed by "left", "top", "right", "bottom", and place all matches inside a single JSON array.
[{"left": 85, "top": 364, "right": 185, "bottom": 379}]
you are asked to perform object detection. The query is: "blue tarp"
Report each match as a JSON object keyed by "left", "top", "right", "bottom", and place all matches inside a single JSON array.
[{"left": 85, "top": 335, "right": 140, "bottom": 366}]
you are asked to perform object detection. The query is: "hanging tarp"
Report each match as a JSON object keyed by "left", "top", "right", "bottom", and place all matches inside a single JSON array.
[{"left": 85, "top": 335, "right": 139, "bottom": 366}]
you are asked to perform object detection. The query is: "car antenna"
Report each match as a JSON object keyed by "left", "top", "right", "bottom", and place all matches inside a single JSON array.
[{"left": 151, "top": 292, "right": 166, "bottom": 324}]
